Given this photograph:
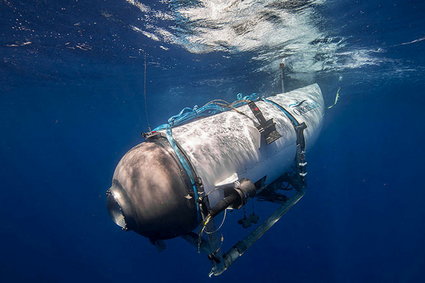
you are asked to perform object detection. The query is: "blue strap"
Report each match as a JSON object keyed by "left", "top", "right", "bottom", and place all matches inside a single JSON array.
[
  {"left": 163, "top": 125, "right": 201, "bottom": 219},
  {"left": 262, "top": 98, "right": 300, "bottom": 127}
]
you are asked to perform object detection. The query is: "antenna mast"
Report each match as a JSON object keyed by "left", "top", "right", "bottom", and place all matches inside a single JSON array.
[
  {"left": 143, "top": 52, "right": 151, "bottom": 131},
  {"left": 279, "top": 59, "right": 285, "bottom": 93}
]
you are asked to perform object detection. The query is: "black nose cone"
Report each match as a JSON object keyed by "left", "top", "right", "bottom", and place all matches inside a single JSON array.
[{"left": 107, "top": 139, "right": 199, "bottom": 240}]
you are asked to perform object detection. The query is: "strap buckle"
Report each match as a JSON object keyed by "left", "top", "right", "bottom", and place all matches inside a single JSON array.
[{"left": 248, "top": 101, "right": 281, "bottom": 144}]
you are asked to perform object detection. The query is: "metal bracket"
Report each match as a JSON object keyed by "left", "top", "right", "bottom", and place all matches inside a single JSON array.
[{"left": 248, "top": 101, "right": 281, "bottom": 144}]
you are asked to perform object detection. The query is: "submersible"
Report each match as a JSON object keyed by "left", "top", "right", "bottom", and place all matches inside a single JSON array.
[{"left": 106, "top": 84, "right": 324, "bottom": 275}]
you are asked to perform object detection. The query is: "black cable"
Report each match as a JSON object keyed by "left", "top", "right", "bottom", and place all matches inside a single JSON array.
[{"left": 143, "top": 53, "right": 152, "bottom": 131}]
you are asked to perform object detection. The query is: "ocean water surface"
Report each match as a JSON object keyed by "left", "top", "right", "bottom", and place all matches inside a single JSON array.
[{"left": 1, "top": 0, "right": 425, "bottom": 282}]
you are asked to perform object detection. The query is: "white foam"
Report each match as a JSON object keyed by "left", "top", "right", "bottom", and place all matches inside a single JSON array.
[
  {"left": 131, "top": 25, "right": 160, "bottom": 41},
  {"left": 125, "top": 0, "right": 388, "bottom": 75},
  {"left": 125, "top": 0, "right": 150, "bottom": 13}
]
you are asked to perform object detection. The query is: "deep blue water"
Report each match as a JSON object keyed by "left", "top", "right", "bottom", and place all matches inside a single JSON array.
[{"left": 1, "top": 0, "right": 425, "bottom": 282}]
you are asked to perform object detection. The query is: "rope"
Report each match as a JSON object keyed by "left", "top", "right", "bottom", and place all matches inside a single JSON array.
[
  {"left": 196, "top": 209, "right": 227, "bottom": 253},
  {"left": 205, "top": 209, "right": 227, "bottom": 235},
  {"left": 153, "top": 93, "right": 260, "bottom": 132}
]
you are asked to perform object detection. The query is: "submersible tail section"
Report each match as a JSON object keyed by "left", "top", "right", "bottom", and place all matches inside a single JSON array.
[{"left": 106, "top": 84, "right": 324, "bottom": 276}]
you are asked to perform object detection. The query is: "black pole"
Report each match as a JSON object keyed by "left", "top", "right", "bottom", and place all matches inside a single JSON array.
[{"left": 279, "top": 61, "right": 285, "bottom": 93}]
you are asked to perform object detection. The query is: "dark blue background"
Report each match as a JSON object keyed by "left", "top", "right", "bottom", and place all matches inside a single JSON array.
[{"left": 1, "top": 0, "right": 424, "bottom": 282}]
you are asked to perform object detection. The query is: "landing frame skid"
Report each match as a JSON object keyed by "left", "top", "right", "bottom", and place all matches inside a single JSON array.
[
  {"left": 208, "top": 188, "right": 305, "bottom": 276},
  {"left": 182, "top": 184, "right": 305, "bottom": 277}
]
